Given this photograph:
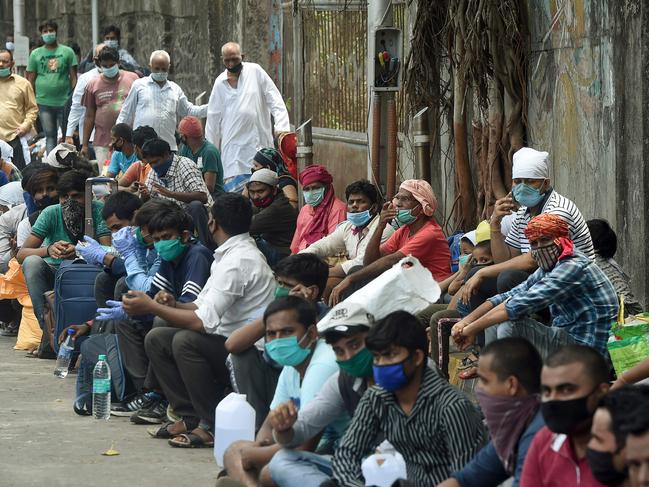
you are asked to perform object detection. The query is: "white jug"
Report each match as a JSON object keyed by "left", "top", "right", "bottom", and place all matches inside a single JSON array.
[{"left": 214, "top": 392, "right": 256, "bottom": 467}]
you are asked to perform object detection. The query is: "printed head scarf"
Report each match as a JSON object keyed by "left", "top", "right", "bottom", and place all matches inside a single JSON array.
[
  {"left": 299, "top": 165, "right": 336, "bottom": 246},
  {"left": 61, "top": 198, "right": 85, "bottom": 243},
  {"left": 525, "top": 213, "right": 573, "bottom": 260},
  {"left": 399, "top": 179, "right": 437, "bottom": 217},
  {"left": 512, "top": 148, "right": 549, "bottom": 180},
  {"left": 254, "top": 148, "right": 290, "bottom": 178}
]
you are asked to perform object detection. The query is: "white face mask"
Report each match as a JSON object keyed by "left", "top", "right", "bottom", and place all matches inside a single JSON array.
[
  {"left": 5, "top": 41, "right": 15, "bottom": 51},
  {"left": 104, "top": 39, "right": 119, "bottom": 49}
]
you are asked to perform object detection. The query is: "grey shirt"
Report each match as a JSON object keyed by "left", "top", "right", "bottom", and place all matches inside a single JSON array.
[{"left": 0, "top": 204, "right": 27, "bottom": 266}]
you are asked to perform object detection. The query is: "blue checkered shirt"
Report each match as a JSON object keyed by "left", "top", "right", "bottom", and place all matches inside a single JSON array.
[{"left": 489, "top": 250, "right": 618, "bottom": 354}]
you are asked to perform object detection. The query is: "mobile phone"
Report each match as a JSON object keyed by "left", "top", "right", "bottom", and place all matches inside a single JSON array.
[{"left": 508, "top": 191, "right": 520, "bottom": 211}]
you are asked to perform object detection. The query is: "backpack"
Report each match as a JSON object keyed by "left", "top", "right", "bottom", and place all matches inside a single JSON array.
[
  {"left": 447, "top": 232, "right": 464, "bottom": 273},
  {"left": 73, "top": 333, "right": 128, "bottom": 416}
]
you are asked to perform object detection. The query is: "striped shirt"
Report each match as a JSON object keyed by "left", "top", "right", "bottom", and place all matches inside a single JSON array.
[
  {"left": 505, "top": 190, "right": 594, "bottom": 257},
  {"left": 332, "top": 366, "right": 487, "bottom": 486}
]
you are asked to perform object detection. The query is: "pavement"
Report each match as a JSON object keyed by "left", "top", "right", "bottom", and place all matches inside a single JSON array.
[{"left": 0, "top": 336, "right": 219, "bottom": 487}]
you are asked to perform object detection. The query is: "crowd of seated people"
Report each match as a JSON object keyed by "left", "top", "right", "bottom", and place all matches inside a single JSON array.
[{"left": 2, "top": 102, "right": 649, "bottom": 487}]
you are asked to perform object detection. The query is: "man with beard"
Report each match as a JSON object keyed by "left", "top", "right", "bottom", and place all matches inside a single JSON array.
[
  {"left": 520, "top": 344, "right": 610, "bottom": 486},
  {"left": 17, "top": 169, "right": 111, "bottom": 357}
]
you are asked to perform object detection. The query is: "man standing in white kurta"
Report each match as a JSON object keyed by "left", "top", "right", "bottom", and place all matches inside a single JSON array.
[{"left": 205, "top": 42, "right": 290, "bottom": 194}]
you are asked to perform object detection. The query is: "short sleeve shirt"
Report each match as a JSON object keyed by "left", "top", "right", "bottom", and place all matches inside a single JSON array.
[
  {"left": 27, "top": 44, "right": 78, "bottom": 107},
  {"left": 380, "top": 219, "right": 452, "bottom": 281},
  {"left": 108, "top": 151, "right": 138, "bottom": 176},
  {"left": 31, "top": 201, "right": 110, "bottom": 265},
  {"left": 178, "top": 140, "right": 225, "bottom": 194},
  {"left": 119, "top": 161, "right": 151, "bottom": 187}
]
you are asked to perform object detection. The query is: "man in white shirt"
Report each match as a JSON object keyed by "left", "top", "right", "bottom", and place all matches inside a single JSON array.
[
  {"left": 64, "top": 43, "right": 102, "bottom": 149},
  {"left": 122, "top": 193, "right": 275, "bottom": 448},
  {"left": 205, "top": 42, "right": 290, "bottom": 193},
  {"left": 117, "top": 50, "right": 207, "bottom": 150}
]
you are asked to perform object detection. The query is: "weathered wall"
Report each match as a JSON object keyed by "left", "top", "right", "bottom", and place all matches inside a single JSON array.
[{"left": 526, "top": 0, "right": 648, "bottom": 305}]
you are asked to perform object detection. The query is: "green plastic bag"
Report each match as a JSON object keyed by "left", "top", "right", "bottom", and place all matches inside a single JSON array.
[{"left": 608, "top": 336, "right": 649, "bottom": 376}]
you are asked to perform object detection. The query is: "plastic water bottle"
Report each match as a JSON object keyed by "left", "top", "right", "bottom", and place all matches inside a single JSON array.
[
  {"left": 92, "top": 354, "right": 111, "bottom": 421},
  {"left": 53, "top": 329, "right": 75, "bottom": 378},
  {"left": 214, "top": 393, "right": 255, "bottom": 466}
]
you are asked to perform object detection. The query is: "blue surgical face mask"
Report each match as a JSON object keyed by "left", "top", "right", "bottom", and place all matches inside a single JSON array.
[
  {"left": 264, "top": 333, "right": 313, "bottom": 367},
  {"left": 104, "top": 39, "right": 119, "bottom": 49},
  {"left": 347, "top": 209, "right": 371, "bottom": 228},
  {"left": 303, "top": 187, "right": 325, "bottom": 207},
  {"left": 395, "top": 207, "right": 418, "bottom": 225},
  {"left": 459, "top": 254, "right": 471, "bottom": 267},
  {"left": 150, "top": 71, "right": 168, "bottom": 83},
  {"left": 41, "top": 32, "right": 57, "bottom": 45},
  {"left": 101, "top": 64, "right": 119, "bottom": 78},
  {"left": 512, "top": 182, "right": 545, "bottom": 208},
  {"left": 373, "top": 357, "right": 411, "bottom": 392}
]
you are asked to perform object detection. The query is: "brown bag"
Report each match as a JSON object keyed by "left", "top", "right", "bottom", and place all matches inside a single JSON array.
[{"left": 43, "top": 290, "right": 56, "bottom": 349}]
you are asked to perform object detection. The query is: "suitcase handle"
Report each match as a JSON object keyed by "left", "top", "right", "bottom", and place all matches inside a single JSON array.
[{"left": 84, "top": 177, "right": 118, "bottom": 238}]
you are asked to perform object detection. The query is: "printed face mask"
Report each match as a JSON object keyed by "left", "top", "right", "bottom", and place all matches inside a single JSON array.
[{"left": 531, "top": 243, "right": 561, "bottom": 272}]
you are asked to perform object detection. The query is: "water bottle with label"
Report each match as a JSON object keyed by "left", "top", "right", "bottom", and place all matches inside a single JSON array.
[
  {"left": 92, "top": 354, "right": 111, "bottom": 421},
  {"left": 54, "top": 329, "right": 75, "bottom": 378}
]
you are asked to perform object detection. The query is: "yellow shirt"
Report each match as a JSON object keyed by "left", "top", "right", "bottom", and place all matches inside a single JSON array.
[{"left": 0, "top": 73, "right": 38, "bottom": 142}]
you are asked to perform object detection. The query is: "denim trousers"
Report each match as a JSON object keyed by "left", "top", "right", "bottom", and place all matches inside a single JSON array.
[
  {"left": 22, "top": 255, "right": 56, "bottom": 353},
  {"left": 38, "top": 104, "right": 66, "bottom": 154},
  {"left": 269, "top": 449, "right": 333, "bottom": 487}
]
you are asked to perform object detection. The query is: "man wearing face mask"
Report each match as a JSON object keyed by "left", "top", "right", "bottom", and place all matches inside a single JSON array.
[
  {"left": 461, "top": 147, "right": 594, "bottom": 312},
  {"left": 222, "top": 295, "right": 340, "bottom": 486},
  {"left": 0, "top": 48, "right": 37, "bottom": 170},
  {"left": 18, "top": 169, "right": 110, "bottom": 358},
  {"left": 330, "top": 179, "right": 451, "bottom": 306},
  {"left": 225, "top": 253, "right": 330, "bottom": 432},
  {"left": 205, "top": 41, "right": 290, "bottom": 193},
  {"left": 26, "top": 20, "right": 78, "bottom": 154},
  {"left": 291, "top": 164, "right": 347, "bottom": 254},
  {"left": 452, "top": 213, "right": 617, "bottom": 359},
  {"left": 122, "top": 193, "right": 275, "bottom": 446},
  {"left": 439, "top": 338, "right": 545, "bottom": 487},
  {"left": 330, "top": 311, "right": 486, "bottom": 486},
  {"left": 586, "top": 387, "right": 649, "bottom": 487},
  {"left": 80, "top": 47, "right": 138, "bottom": 168},
  {"left": 520, "top": 345, "right": 611, "bottom": 487},
  {"left": 246, "top": 168, "right": 298, "bottom": 265},
  {"left": 102, "top": 25, "right": 142, "bottom": 74},
  {"left": 117, "top": 50, "right": 207, "bottom": 150},
  {"left": 106, "top": 123, "right": 137, "bottom": 178},
  {"left": 301, "top": 180, "right": 394, "bottom": 297}
]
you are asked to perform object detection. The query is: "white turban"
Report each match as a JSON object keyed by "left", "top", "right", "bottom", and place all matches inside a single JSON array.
[{"left": 512, "top": 147, "right": 549, "bottom": 180}]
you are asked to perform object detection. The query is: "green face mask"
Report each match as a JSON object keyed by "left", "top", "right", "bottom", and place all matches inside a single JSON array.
[
  {"left": 135, "top": 227, "right": 148, "bottom": 247},
  {"left": 337, "top": 347, "right": 374, "bottom": 378},
  {"left": 154, "top": 237, "right": 187, "bottom": 262},
  {"left": 0, "top": 67, "right": 10, "bottom": 78},
  {"left": 274, "top": 286, "right": 291, "bottom": 299},
  {"left": 42, "top": 33, "right": 57, "bottom": 45}
]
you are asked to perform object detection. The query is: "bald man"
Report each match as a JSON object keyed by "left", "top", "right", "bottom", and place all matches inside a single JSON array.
[
  {"left": 205, "top": 42, "right": 290, "bottom": 193},
  {"left": 117, "top": 50, "right": 207, "bottom": 150}
]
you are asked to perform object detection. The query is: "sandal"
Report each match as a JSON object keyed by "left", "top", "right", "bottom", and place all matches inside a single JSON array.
[
  {"left": 168, "top": 428, "right": 214, "bottom": 448},
  {"left": 457, "top": 348, "right": 479, "bottom": 380},
  {"left": 147, "top": 418, "right": 198, "bottom": 439}
]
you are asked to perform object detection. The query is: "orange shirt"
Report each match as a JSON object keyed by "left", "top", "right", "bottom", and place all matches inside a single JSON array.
[{"left": 119, "top": 160, "right": 151, "bottom": 187}]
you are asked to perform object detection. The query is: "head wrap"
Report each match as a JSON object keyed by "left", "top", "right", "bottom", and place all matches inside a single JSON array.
[
  {"left": 512, "top": 147, "right": 549, "bottom": 180},
  {"left": 177, "top": 116, "right": 204, "bottom": 139},
  {"left": 0, "top": 181, "right": 26, "bottom": 208},
  {"left": 278, "top": 132, "right": 298, "bottom": 179},
  {"left": 253, "top": 148, "right": 290, "bottom": 177},
  {"left": 299, "top": 164, "right": 333, "bottom": 187},
  {"left": 45, "top": 143, "right": 78, "bottom": 169},
  {"left": 524, "top": 213, "right": 573, "bottom": 260},
  {"left": 399, "top": 179, "right": 437, "bottom": 217},
  {"left": 299, "top": 165, "right": 336, "bottom": 246},
  {"left": 248, "top": 168, "right": 279, "bottom": 187}
]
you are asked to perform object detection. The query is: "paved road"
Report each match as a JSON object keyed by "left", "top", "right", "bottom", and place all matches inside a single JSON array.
[{"left": 0, "top": 336, "right": 219, "bottom": 487}]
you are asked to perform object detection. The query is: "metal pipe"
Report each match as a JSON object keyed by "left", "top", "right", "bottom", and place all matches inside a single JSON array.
[
  {"left": 413, "top": 107, "right": 430, "bottom": 181},
  {"left": 91, "top": 0, "right": 99, "bottom": 46},
  {"left": 296, "top": 119, "right": 313, "bottom": 207},
  {"left": 371, "top": 92, "right": 382, "bottom": 186},
  {"left": 386, "top": 93, "right": 397, "bottom": 199},
  {"left": 13, "top": 0, "right": 25, "bottom": 37}
]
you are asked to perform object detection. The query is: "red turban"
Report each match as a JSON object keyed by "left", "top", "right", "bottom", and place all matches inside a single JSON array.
[
  {"left": 178, "top": 116, "right": 204, "bottom": 138},
  {"left": 525, "top": 213, "right": 573, "bottom": 260},
  {"left": 299, "top": 164, "right": 333, "bottom": 187}
]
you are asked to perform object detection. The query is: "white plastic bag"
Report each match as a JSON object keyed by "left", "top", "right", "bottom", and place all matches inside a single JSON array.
[
  {"left": 318, "top": 255, "right": 441, "bottom": 332},
  {"left": 361, "top": 440, "right": 408, "bottom": 486}
]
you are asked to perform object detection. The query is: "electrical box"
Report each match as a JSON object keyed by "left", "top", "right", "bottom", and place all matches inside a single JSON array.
[{"left": 373, "top": 27, "right": 402, "bottom": 92}]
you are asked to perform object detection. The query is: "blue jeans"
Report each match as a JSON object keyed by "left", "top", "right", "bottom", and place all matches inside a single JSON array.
[
  {"left": 38, "top": 104, "right": 66, "bottom": 154},
  {"left": 485, "top": 317, "right": 575, "bottom": 360},
  {"left": 269, "top": 449, "right": 332, "bottom": 487},
  {"left": 22, "top": 255, "right": 56, "bottom": 353}
]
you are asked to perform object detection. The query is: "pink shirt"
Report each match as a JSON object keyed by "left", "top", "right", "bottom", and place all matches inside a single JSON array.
[
  {"left": 290, "top": 198, "right": 347, "bottom": 254},
  {"left": 520, "top": 427, "right": 606, "bottom": 487}
]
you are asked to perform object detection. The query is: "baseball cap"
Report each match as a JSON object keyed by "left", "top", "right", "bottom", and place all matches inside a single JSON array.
[{"left": 318, "top": 301, "right": 375, "bottom": 336}]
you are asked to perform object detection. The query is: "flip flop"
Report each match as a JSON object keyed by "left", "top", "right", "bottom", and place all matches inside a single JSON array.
[
  {"left": 147, "top": 419, "right": 197, "bottom": 439},
  {"left": 168, "top": 430, "right": 214, "bottom": 449}
]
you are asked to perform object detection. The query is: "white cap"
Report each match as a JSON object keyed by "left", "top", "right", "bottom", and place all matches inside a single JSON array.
[
  {"left": 248, "top": 168, "right": 279, "bottom": 187},
  {"left": 45, "top": 143, "right": 77, "bottom": 169},
  {"left": 512, "top": 147, "right": 549, "bottom": 180},
  {"left": 318, "top": 301, "right": 375, "bottom": 335}
]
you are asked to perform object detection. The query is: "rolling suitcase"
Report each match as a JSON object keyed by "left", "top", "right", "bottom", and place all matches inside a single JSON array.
[{"left": 51, "top": 177, "right": 117, "bottom": 352}]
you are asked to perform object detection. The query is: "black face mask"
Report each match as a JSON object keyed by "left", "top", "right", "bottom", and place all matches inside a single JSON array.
[
  {"left": 586, "top": 448, "right": 628, "bottom": 486},
  {"left": 35, "top": 195, "right": 59, "bottom": 210},
  {"left": 541, "top": 393, "right": 593, "bottom": 435},
  {"left": 227, "top": 62, "right": 243, "bottom": 74}
]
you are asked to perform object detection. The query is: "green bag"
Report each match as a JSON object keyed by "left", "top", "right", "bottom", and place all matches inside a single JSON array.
[{"left": 608, "top": 336, "right": 649, "bottom": 376}]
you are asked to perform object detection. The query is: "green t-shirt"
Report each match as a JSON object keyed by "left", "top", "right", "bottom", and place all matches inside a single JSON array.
[
  {"left": 179, "top": 140, "right": 225, "bottom": 194},
  {"left": 27, "top": 44, "right": 78, "bottom": 107},
  {"left": 31, "top": 201, "right": 110, "bottom": 265}
]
